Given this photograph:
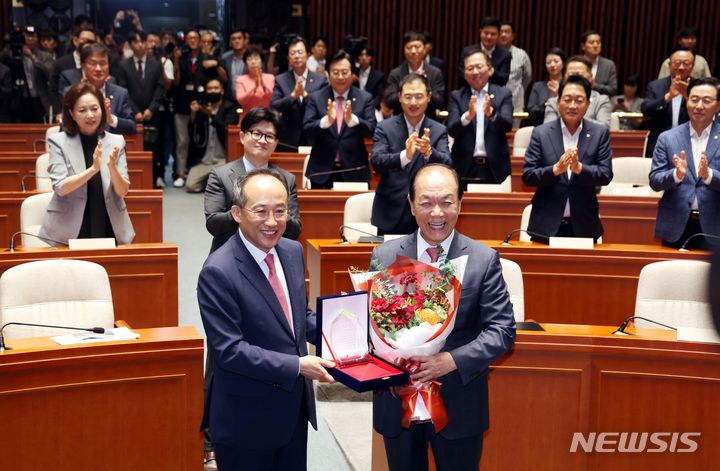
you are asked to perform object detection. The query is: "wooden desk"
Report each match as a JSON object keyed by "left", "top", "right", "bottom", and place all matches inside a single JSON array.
[
  {"left": 0, "top": 124, "right": 144, "bottom": 152},
  {"left": 0, "top": 151, "right": 154, "bottom": 191},
  {"left": 0, "top": 189, "right": 163, "bottom": 247},
  {"left": 306, "top": 239, "right": 708, "bottom": 325},
  {"left": 0, "top": 243, "right": 178, "bottom": 327},
  {"left": 508, "top": 129, "right": 648, "bottom": 158},
  {"left": 297, "top": 190, "right": 661, "bottom": 247},
  {"left": 371, "top": 323, "right": 720, "bottom": 471},
  {"left": 0, "top": 326, "right": 204, "bottom": 471}
]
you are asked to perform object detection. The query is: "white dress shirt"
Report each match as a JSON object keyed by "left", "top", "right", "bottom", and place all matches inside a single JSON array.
[
  {"left": 560, "top": 120, "right": 583, "bottom": 217},
  {"left": 674, "top": 123, "right": 714, "bottom": 209}
]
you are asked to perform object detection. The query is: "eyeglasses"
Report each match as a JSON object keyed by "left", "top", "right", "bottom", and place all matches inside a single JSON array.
[
  {"left": 330, "top": 69, "right": 351, "bottom": 78},
  {"left": 243, "top": 207, "right": 288, "bottom": 220},
  {"left": 401, "top": 93, "right": 428, "bottom": 103},
  {"left": 671, "top": 60, "right": 693, "bottom": 68},
  {"left": 288, "top": 50, "right": 306, "bottom": 57},
  {"left": 247, "top": 129, "right": 278, "bottom": 143},
  {"left": 688, "top": 96, "right": 717, "bottom": 105}
]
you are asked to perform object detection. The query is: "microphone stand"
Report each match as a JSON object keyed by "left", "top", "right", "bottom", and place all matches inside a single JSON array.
[
  {"left": 612, "top": 316, "right": 677, "bottom": 336},
  {"left": 678, "top": 233, "right": 720, "bottom": 252}
]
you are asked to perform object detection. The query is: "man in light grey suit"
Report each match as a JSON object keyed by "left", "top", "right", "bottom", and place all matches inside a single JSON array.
[
  {"left": 371, "top": 163, "right": 515, "bottom": 471},
  {"left": 650, "top": 77, "right": 720, "bottom": 249},
  {"left": 580, "top": 30, "right": 617, "bottom": 96},
  {"left": 544, "top": 55, "right": 611, "bottom": 128},
  {"left": 204, "top": 107, "right": 301, "bottom": 253}
]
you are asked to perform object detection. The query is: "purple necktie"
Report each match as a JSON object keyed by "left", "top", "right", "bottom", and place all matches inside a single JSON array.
[
  {"left": 426, "top": 246, "right": 440, "bottom": 263},
  {"left": 265, "top": 253, "right": 293, "bottom": 335}
]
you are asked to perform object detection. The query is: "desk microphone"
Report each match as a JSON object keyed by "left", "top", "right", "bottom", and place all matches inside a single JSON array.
[
  {"left": 501, "top": 228, "right": 549, "bottom": 245},
  {"left": 0, "top": 322, "right": 106, "bottom": 351},
  {"left": 338, "top": 225, "right": 384, "bottom": 243},
  {"left": 612, "top": 316, "right": 677, "bottom": 336},
  {"left": 678, "top": 233, "right": 720, "bottom": 252},
  {"left": 305, "top": 166, "right": 367, "bottom": 179},
  {"left": 277, "top": 142, "right": 300, "bottom": 151},
  {"left": 9, "top": 231, "right": 67, "bottom": 252}
]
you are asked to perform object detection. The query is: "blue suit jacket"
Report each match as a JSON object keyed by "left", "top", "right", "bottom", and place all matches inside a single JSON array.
[
  {"left": 522, "top": 119, "right": 613, "bottom": 239},
  {"left": 197, "top": 234, "right": 317, "bottom": 448},
  {"left": 447, "top": 84, "right": 513, "bottom": 183},
  {"left": 371, "top": 231, "right": 516, "bottom": 439},
  {"left": 271, "top": 70, "right": 326, "bottom": 149},
  {"left": 303, "top": 86, "right": 376, "bottom": 185},
  {"left": 60, "top": 69, "right": 136, "bottom": 135},
  {"left": 641, "top": 77, "right": 689, "bottom": 156},
  {"left": 649, "top": 121, "right": 720, "bottom": 242},
  {"left": 370, "top": 114, "right": 451, "bottom": 233}
]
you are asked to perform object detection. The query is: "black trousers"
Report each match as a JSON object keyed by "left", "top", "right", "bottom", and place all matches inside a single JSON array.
[
  {"left": 383, "top": 422, "right": 484, "bottom": 471},
  {"left": 662, "top": 212, "right": 714, "bottom": 250}
]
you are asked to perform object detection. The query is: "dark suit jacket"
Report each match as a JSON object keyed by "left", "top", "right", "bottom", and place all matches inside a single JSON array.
[
  {"left": 60, "top": 74, "right": 136, "bottom": 135},
  {"left": 370, "top": 114, "right": 451, "bottom": 233},
  {"left": 204, "top": 159, "right": 301, "bottom": 252},
  {"left": 197, "top": 234, "right": 317, "bottom": 448},
  {"left": 0, "top": 63, "right": 10, "bottom": 122},
  {"left": 116, "top": 56, "right": 166, "bottom": 114},
  {"left": 593, "top": 56, "right": 617, "bottom": 96},
  {"left": 49, "top": 53, "right": 78, "bottom": 112},
  {"left": 384, "top": 62, "right": 446, "bottom": 116},
  {"left": 371, "top": 231, "right": 516, "bottom": 439},
  {"left": 462, "top": 44, "right": 511, "bottom": 86},
  {"left": 447, "top": 84, "right": 514, "bottom": 183},
  {"left": 429, "top": 55, "right": 447, "bottom": 83},
  {"left": 522, "top": 118, "right": 614, "bottom": 239},
  {"left": 649, "top": 121, "right": 720, "bottom": 242},
  {"left": 642, "top": 77, "right": 689, "bottom": 157},
  {"left": 303, "top": 86, "right": 376, "bottom": 185},
  {"left": 271, "top": 70, "right": 327, "bottom": 150},
  {"left": 361, "top": 67, "right": 385, "bottom": 105}
]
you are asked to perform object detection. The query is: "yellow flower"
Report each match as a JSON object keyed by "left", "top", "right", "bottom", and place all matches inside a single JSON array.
[{"left": 417, "top": 308, "right": 441, "bottom": 325}]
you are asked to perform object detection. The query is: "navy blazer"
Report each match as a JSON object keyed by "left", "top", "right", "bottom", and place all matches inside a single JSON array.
[
  {"left": 649, "top": 121, "right": 720, "bottom": 242},
  {"left": 271, "top": 70, "right": 326, "bottom": 150},
  {"left": 371, "top": 231, "right": 516, "bottom": 439},
  {"left": 303, "top": 86, "right": 376, "bottom": 185},
  {"left": 522, "top": 118, "right": 613, "bottom": 239},
  {"left": 361, "top": 68, "right": 385, "bottom": 105},
  {"left": 370, "top": 114, "right": 451, "bottom": 233},
  {"left": 447, "top": 84, "right": 513, "bottom": 183},
  {"left": 197, "top": 234, "right": 317, "bottom": 448},
  {"left": 642, "top": 77, "right": 689, "bottom": 156},
  {"left": 115, "top": 56, "right": 166, "bottom": 114}
]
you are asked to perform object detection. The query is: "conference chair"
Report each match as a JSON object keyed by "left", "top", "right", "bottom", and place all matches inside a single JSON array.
[
  {"left": 599, "top": 157, "right": 659, "bottom": 196},
  {"left": 519, "top": 204, "right": 603, "bottom": 243},
  {"left": 0, "top": 259, "right": 116, "bottom": 340},
  {"left": 35, "top": 152, "right": 52, "bottom": 192},
  {"left": 500, "top": 258, "right": 525, "bottom": 321},
  {"left": 342, "top": 192, "right": 377, "bottom": 243},
  {"left": 512, "top": 126, "right": 534, "bottom": 157},
  {"left": 466, "top": 176, "right": 512, "bottom": 193},
  {"left": 633, "top": 260, "right": 714, "bottom": 329},
  {"left": 302, "top": 154, "right": 311, "bottom": 190},
  {"left": 610, "top": 113, "right": 621, "bottom": 131},
  {"left": 45, "top": 125, "right": 60, "bottom": 140},
  {"left": 19, "top": 192, "right": 53, "bottom": 248}
]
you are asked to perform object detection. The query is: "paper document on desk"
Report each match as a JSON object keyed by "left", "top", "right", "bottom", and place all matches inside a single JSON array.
[
  {"left": 52, "top": 327, "right": 141, "bottom": 345},
  {"left": 676, "top": 327, "right": 720, "bottom": 344}
]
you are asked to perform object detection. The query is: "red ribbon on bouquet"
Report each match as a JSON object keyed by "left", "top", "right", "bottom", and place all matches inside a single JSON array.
[{"left": 394, "top": 359, "right": 449, "bottom": 433}]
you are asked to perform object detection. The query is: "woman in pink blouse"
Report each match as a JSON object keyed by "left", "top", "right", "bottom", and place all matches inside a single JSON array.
[{"left": 235, "top": 47, "right": 275, "bottom": 122}]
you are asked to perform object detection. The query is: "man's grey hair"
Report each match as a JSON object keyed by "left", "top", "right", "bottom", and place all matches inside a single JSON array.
[{"left": 232, "top": 168, "right": 289, "bottom": 207}]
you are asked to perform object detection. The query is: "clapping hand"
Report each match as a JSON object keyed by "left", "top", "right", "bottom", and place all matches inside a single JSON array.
[
  {"left": 292, "top": 77, "right": 306, "bottom": 100},
  {"left": 554, "top": 148, "right": 577, "bottom": 175},
  {"left": 326, "top": 98, "right": 337, "bottom": 123},
  {"left": 416, "top": 128, "right": 432, "bottom": 156},
  {"left": 108, "top": 145, "right": 121, "bottom": 167},
  {"left": 698, "top": 151, "right": 710, "bottom": 180},
  {"left": 548, "top": 79, "right": 559, "bottom": 97},
  {"left": 91, "top": 142, "right": 103, "bottom": 172},
  {"left": 483, "top": 94, "right": 494, "bottom": 117},
  {"left": 673, "top": 150, "right": 688, "bottom": 180},
  {"left": 343, "top": 100, "right": 353, "bottom": 125},
  {"left": 467, "top": 94, "right": 478, "bottom": 120}
]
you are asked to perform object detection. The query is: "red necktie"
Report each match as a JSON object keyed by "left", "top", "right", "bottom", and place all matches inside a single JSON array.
[
  {"left": 426, "top": 246, "right": 440, "bottom": 263},
  {"left": 265, "top": 253, "right": 293, "bottom": 335},
  {"left": 335, "top": 96, "right": 345, "bottom": 132}
]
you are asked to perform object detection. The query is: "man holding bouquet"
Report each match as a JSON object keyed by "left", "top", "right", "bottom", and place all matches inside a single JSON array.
[{"left": 370, "top": 163, "right": 516, "bottom": 471}]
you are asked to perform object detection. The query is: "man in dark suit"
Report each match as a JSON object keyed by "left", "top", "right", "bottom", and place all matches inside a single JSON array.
[
  {"left": 448, "top": 48, "right": 513, "bottom": 189},
  {"left": 422, "top": 32, "right": 447, "bottom": 84},
  {"left": 385, "top": 31, "right": 445, "bottom": 117},
  {"left": 59, "top": 43, "right": 135, "bottom": 135},
  {"left": 271, "top": 37, "right": 326, "bottom": 152},
  {"left": 371, "top": 73, "right": 451, "bottom": 235},
  {"left": 523, "top": 75, "right": 613, "bottom": 242},
  {"left": 357, "top": 46, "right": 385, "bottom": 106},
  {"left": 221, "top": 29, "right": 249, "bottom": 106},
  {"left": 642, "top": 47, "right": 694, "bottom": 157},
  {"left": 463, "top": 16, "right": 511, "bottom": 87},
  {"left": 303, "top": 50, "right": 376, "bottom": 188},
  {"left": 205, "top": 107, "right": 301, "bottom": 252},
  {"left": 49, "top": 27, "right": 96, "bottom": 115},
  {"left": 372, "top": 163, "right": 515, "bottom": 471},
  {"left": 580, "top": 30, "right": 617, "bottom": 96},
  {"left": 198, "top": 168, "right": 334, "bottom": 471},
  {"left": 117, "top": 31, "right": 166, "bottom": 186},
  {"left": 0, "top": 62, "right": 11, "bottom": 122},
  {"left": 649, "top": 77, "right": 720, "bottom": 249}
]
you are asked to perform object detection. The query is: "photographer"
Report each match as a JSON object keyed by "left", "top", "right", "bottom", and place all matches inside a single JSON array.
[
  {"left": 6, "top": 26, "right": 53, "bottom": 122},
  {"left": 185, "top": 78, "right": 238, "bottom": 192}
]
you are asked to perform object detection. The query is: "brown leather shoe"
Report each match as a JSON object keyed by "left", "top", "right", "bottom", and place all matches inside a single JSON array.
[{"left": 203, "top": 450, "right": 218, "bottom": 471}]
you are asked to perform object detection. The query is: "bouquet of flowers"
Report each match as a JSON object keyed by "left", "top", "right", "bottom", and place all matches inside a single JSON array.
[{"left": 349, "top": 250, "right": 467, "bottom": 431}]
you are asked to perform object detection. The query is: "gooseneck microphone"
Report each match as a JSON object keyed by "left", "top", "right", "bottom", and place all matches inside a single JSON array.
[
  {"left": 338, "top": 225, "right": 384, "bottom": 243},
  {"left": 501, "top": 228, "right": 549, "bottom": 245},
  {"left": 678, "top": 233, "right": 720, "bottom": 252},
  {"left": 612, "top": 316, "right": 677, "bottom": 336},
  {"left": 0, "top": 322, "right": 106, "bottom": 351},
  {"left": 305, "top": 166, "right": 367, "bottom": 179},
  {"left": 9, "top": 231, "right": 67, "bottom": 252}
]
